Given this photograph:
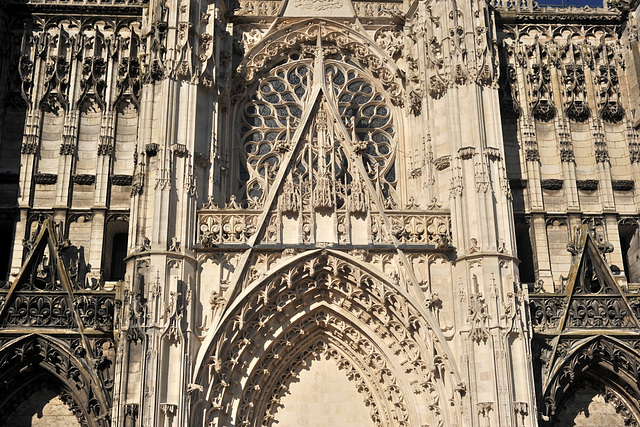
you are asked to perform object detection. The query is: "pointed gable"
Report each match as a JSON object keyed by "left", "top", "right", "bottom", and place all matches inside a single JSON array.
[
  {"left": 559, "top": 225, "right": 640, "bottom": 331},
  {"left": 0, "top": 219, "right": 114, "bottom": 332}
]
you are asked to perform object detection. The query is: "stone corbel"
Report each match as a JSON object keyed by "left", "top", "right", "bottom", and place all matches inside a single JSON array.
[
  {"left": 160, "top": 402, "right": 177, "bottom": 416},
  {"left": 478, "top": 401, "right": 493, "bottom": 416}
]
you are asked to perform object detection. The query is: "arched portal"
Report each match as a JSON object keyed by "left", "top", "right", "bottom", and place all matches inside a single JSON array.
[
  {"left": 0, "top": 335, "right": 111, "bottom": 427},
  {"left": 1, "top": 373, "right": 83, "bottom": 426},
  {"left": 272, "top": 342, "right": 375, "bottom": 427},
  {"left": 541, "top": 336, "right": 640, "bottom": 426},
  {"left": 552, "top": 379, "right": 636, "bottom": 426},
  {"left": 193, "top": 251, "right": 462, "bottom": 427}
]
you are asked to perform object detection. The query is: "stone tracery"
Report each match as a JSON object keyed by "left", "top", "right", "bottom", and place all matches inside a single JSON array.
[
  {"left": 237, "top": 32, "right": 398, "bottom": 208},
  {"left": 232, "top": 21, "right": 405, "bottom": 106},
  {"left": 195, "top": 251, "right": 461, "bottom": 427}
]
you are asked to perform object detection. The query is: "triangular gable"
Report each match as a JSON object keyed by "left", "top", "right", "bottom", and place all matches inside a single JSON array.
[
  {"left": 258, "top": 93, "right": 369, "bottom": 245},
  {"left": 0, "top": 219, "right": 84, "bottom": 330},
  {"left": 534, "top": 225, "right": 640, "bottom": 400},
  {"left": 557, "top": 225, "right": 640, "bottom": 331}
]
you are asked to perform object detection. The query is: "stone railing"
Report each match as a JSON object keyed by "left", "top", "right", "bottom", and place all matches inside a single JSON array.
[
  {"left": 352, "top": 1, "right": 404, "bottom": 17},
  {"left": 199, "top": 210, "right": 259, "bottom": 246},
  {"left": 371, "top": 212, "right": 451, "bottom": 246},
  {"left": 490, "top": 0, "right": 613, "bottom": 13},
  {"left": 0, "top": 291, "right": 115, "bottom": 330},
  {"left": 197, "top": 208, "right": 451, "bottom": 248},
  {"left": 530, "top": 293, "right": 640, "bottom": 333},
  {"left": 528, "top": 296, "right": 566, "bottom": 332}
]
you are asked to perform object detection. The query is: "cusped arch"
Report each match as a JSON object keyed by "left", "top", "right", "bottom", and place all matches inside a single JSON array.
[
  {"left": 193, "top": 250, "right": 462, "bottom": 427},
  {"left": 227, "top": 305, "right": 417, "bottom": 427},
  {"left": 0, "top": 334, "right": 111, "bottom": 427},
  {"left": 542, "top": 335, "right": 640, "bottom": 424}
]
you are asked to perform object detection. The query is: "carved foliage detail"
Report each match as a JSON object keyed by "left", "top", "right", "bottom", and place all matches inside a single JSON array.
[
  {"left": 200, "top": 253, "right": 458, "bottom": 427},
  {"left": 563, "top": 65, "right": 590, "bottom": 122}
]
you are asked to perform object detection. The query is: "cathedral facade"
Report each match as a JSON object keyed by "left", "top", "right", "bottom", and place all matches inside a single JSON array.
[{"left": 1, "top": 0, "right": 640, "bottom": 424}]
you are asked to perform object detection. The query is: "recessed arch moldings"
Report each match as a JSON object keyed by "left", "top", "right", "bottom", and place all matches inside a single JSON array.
[
  {"left": 231, "top": 19, "right": 405, "bottom": 106},
  {"left": 0, "top": 333, "right": 112, "bottom": 427},
  {"left": 550, "top": 375, "right": 640, "bottom": 427},
  {"left": 193, "top": 249, "right": 462, "bottom": 427},
  {"left": 261, "top": 336, "right": 380, "bottom": 427},
  {"left": 230, "top": 307, "right": 415, "bottom": 427},
  {"left": 541, "top": 335, "right": 640, "bottom": 425}
]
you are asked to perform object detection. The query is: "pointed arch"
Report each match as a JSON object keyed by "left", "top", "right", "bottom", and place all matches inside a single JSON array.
[
  {"left": 225, "top": 306, "right": 417, "bottom": 426},
  {"left": 0, "top": 333, "right": 112, "bottom": 426},
  {"left": 231, "top": 19, "right": 405, "bottom": 106},
  {"left": 531, "top": 226, "right": 640, "bottom": 424},
  {"left": 542, "top": 336, "right": 640, "bottom": 425},
  {"left": 193, "top": 250, "right": 463, "bottom": 426}
]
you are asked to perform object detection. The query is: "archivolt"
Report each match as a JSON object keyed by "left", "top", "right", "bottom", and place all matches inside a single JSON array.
[
  {"left": 542, "top": 335, "right": 640, "bottom": 424},
  {"left": 194, "top": 251, "right": 461, "bottom": 427},
  {"left": 0, "top": 334, "right": 111, "bottom": 426},
  {"left": 260, "top": 335, "right": 388, "bottom": 426},
  {"left": 234, "top": 308, "right": 410, "bottom": 426}
]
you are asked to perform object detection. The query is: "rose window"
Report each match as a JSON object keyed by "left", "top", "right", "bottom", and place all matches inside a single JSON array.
[{"left": 239, "top": 49, "right": 397, "bottom": 208}]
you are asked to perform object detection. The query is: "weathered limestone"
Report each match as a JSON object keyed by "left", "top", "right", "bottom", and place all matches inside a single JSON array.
[{"left": 1, "top": 0, "right": 640, "bottom": 425}]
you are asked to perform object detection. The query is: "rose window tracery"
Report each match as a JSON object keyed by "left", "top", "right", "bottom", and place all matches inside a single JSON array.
[
  {"left": 241, "top": 59, "right": 313, "bottom": 201},
  {"left": 238, "top": 47, "right": 397, "bottom": 208},
  {"left": 326, "top": 61, "right": 396, "bottom": 201}
]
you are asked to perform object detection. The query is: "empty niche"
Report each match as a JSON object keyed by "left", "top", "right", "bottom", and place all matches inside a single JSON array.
[
  {"left": 515, "top": 221, "right": 536, "bottom": 284},
  {"left": 75, "top": 100, "right": 101, "bottom": 175},
  {"left": 103, "top": 220, "right": 128, "bottom": 281},
  {"left": 0, "top": 219, "right": 14, "bottom": 282},
  {"left": 113, "top": 100, "right": 138, "bottom": 175}
]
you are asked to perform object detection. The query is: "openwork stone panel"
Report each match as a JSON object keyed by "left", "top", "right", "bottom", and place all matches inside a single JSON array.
[
  {"left": 198, "top": 209, "right": 451, "bottom": 246},
  {"left": 237, "top": 44, "right": 398, "bottom": 207}
]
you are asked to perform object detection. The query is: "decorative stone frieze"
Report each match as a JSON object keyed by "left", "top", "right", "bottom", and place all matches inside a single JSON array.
[
  {"left": 576, "top": 180, "right": 598, "bottom": 191},
  {"left": 541, "top": 179, "right": 563, "bottom": 190},
  {"left": 612, "top": 180, "right": 634, "bottom": 191},
  {"left": 34, "top": 173, "right": 57, "bottom": 185},
  {"left": 72, "top": 174, "right": 96, "bottom": 185},
  {"left": 111, "top": 175, "right": 133, "bottom": 186}
]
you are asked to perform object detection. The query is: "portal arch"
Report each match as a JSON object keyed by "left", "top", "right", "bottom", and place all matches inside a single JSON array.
[
  {"left": 0, "top": 334, "right": 111, "bottom": 426},
  {"left": 193, "top": 250, "right": 462, "bottom": 427},
  {"left": 541, "top": 336, "right": 640, "bottom": 426}
]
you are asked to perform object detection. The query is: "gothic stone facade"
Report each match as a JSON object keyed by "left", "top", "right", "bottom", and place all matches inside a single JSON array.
[{"left": 2, "top": 0, "right": 640, "bottom": 425}]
